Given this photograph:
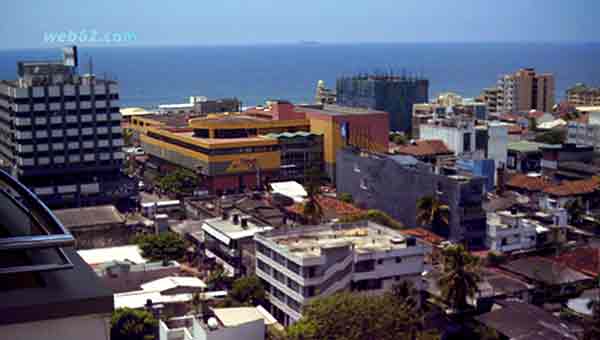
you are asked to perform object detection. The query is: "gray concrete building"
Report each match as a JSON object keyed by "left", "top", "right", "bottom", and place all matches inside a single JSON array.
[{"left": 336, "top": 147, "right": 487, "bottom": 247}]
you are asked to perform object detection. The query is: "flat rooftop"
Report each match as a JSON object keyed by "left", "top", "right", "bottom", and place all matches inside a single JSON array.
[
  {"left": 77, "top": 245, "right": 147, "bottom": 267},
  {"left": 53, "top": 205, "right": 125, "bottom": 229},
  {"left": 260, "top": 222, "right": 416, "bottom": 258},
  {"left": 203, "top": 213, "right": 273, "bottom": 243},
  {"left": 304, "top": 104, "right": 387, "bottom": 116}
]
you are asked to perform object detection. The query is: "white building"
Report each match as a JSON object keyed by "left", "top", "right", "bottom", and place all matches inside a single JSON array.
[
  {"left": 567, "top": 112, "right": 600, "bottom": 150},
  {"left": 419, "top": 119, "right": 477, "bottom": 156},
  {"left": 202, "top": 212, "right": 273, "bottom": 276},
  {"left": 486, "top": 122, "right": 509, "bottom": 169},
  {"left": 254, "top": 221, "right": 426, "bottom": 325},
  {"left": 486, "top": 211, "right": 542, "bottom": 253},
  {"left": 159, "top": 307, "right": 274, "bottom": 340},
  {"left": 0, "top": 47, "right": 130, "bottom": 207}
]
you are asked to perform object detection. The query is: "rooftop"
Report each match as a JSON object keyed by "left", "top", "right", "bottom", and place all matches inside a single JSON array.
[
  {"left": 506, "top": 174, "right": 553, "bottom": 192},
  {"left": 476, "top": 301, "right": 578, "bottom": 340},
  {"left": 394, "top": 140, "right": 453, "bottom": 157},
  {"left": 257, "top": 221, "right": 418, "bottom": 258},
  {"left": 508, "top": 140, "right": 555, "bottom": 153},
  {"left": 501, "top": 257, "right": 591, "bottom": 285},
  {"left": 304, "top": 104, "right": 387, "bottom": 116},
  {"left": 140, "top": 276, "right": 207, "bottom": 292},
  {"left": 543, "top": 177, "right": 600, "bottom": 197},
  {"left": 53, "top": 205, "right": 125, "bottom": 229},
  {"left": 77, "top": 245, "right": 147, "bottom": 267},
  {"left": 202, "top": 213, "right": 273, "bottom": 244},
  {"left": 285, "top": 194, "right": 365, "bottom": 220},
  {"left": 554, "top": 247, "right": 600, "bottom": 277}
]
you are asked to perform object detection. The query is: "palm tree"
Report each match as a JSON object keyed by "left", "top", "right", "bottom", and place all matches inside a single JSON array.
[
  {"left": 565, "top": 197, "right": 585, "bottom": 225},
  {"left": 416, "top": 196, "right": 450, "bottom": 236},
  {"left": 303, "top": 167, "right": 324, "bottom": 225},
  {"left": 438, "top": 245, "right": 481, "bottom": 314},
  {"left": 390, "top": 281, "right": 424, "bottom": 340}
]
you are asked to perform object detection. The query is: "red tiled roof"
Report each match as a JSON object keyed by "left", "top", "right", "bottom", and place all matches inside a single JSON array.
[
  {"left": 543, "top": 177, "right": 600, "bottom": 197},
  {"left": 507, "top": 125, "right": 527, "bottom": 135},
  {"left": 555, "top": 247, "right": 600, "bottom": 277},
  {"left": 499, "top": 113, "right": 521, "bottom": 122},
  {"left": 402, "top": 227, "right": 446, "bottom": 245},
  {"left": 506, "top": 174, "right": 552, "bottom": 192},
  {"left": 394, "top": 140, "right": 452, "bottom": 157}
]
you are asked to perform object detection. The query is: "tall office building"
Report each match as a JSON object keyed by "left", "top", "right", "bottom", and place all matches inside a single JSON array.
[
  {"left": 0, "top": 46, "right": 133, "bottom": 208},
  {"left": 336, "top": 74, "right": 429, "bottom": 133},
  {"left": 497, "top": 68, "right": 555, "bottom": 113}
]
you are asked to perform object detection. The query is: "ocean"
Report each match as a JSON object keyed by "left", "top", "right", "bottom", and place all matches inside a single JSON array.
[{"left": 1, "top": 43, "right": 599, "bottom": 108}]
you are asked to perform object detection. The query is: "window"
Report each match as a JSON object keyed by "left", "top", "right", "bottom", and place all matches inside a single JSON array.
[
  {"left": 353, "top": 163, "right": 361, "bottom": 173},
  {"left": 377, "top": 259, "right": 383, "bottom": 265},
  {"left": 395, "top": 257, "right": 402, "bottom": 263}
]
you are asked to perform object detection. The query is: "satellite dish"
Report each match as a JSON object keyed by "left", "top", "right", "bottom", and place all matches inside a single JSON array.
[{"left": 207, "top": 317, "right": 219, "bottom": 330}]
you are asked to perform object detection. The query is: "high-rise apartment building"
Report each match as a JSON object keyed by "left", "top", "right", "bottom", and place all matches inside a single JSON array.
[
  {"left": 0, "top": 47, "right": 133, "bottom": 208},
  {"left": 497, "top": 68, "right": 555, "bottom": 113},
  {"left": 336, "top": 74, "right": 429, "bottom": 133},
  {"left": 566, "top": 83, "right": 600, "bottom": 106}
]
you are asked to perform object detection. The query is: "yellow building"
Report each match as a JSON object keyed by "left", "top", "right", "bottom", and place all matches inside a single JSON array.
[{"left": 137, "top": 112, "right": 309, "bottom": 194}]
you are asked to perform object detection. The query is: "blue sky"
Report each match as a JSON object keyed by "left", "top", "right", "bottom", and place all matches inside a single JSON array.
[{"left": 1, "top": 0, "right": 597, "bottom": 49}]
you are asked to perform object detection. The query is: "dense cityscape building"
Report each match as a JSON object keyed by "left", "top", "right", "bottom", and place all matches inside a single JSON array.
[
  {"left": 336, "top": 74, "right": 428, "bottom": 133},
  {"left": 566, "top": 83, "right": 600, "bottom": 106},
  {"left": 254, "top": 221, "right": 426, "bottom": 325},
  {"left": 496, "top": 68, "right": 555, "bottom": 113},
  {"left": 0, "top": 47, "right": 134, "bottom": 208}
]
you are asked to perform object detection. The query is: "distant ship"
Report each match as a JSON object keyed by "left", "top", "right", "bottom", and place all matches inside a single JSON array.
[{"left": 299, "top": 40, "right": 321, "bottom": 46}]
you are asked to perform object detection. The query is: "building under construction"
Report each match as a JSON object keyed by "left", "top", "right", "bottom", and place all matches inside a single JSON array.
[{"left": 336, "top": 74, "right": 429, "bottom": 133}]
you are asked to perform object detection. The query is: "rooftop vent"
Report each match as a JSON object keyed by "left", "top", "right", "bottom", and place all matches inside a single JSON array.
[
  {"left": 241, "top": 218, "right": 248, "bottom": 229},
  {"left": 232, "top": 214, "right": 239, "bottom": 225}
]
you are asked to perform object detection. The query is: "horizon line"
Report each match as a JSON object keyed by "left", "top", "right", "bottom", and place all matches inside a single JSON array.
[{"left": 1, "top": 40, "right": 600, "bottom": 51}]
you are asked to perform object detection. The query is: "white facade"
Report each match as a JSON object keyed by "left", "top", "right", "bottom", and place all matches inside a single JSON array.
[
  {"left": 486, "top": 211, "right": 539, "bottom": 253},
  {"left": 254, "top": 221, "right": 426, "bottom": 325},
  {"left": 567, "top": 120, "right": 600, "bottom": 150},
  {"left": 419, "top": 121, "right": 476, "bottom": 156},
  {"left": 159, "top": 309, "right": 265, "bottom": 340},
  {"left": 487, "top": 122, "right": 509, "bottom": 169}
]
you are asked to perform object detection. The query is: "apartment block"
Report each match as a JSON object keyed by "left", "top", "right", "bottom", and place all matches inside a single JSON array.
[
  {"left": 0, "top": 46, "right": 133, "bottom": 208},
  {"left": 337, "top": 74, "right": 428, "bottom": 133},
  {"left": 497, "top": 68, "right": 555, "bottom": 113},
  {"left": 254, "top": 221, "right": 426, "bottom": 325},
  {"left": 567, "top": 83, "right": 600, "bottom": 106}
]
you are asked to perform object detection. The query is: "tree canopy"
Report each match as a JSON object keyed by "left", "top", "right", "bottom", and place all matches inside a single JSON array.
[
  {"left": 534, "top": 129, "right": 566, "bottom": 145},
  {"left": 438, "top": 245, "right": 481, "bottom": 313},
  {"left": 287, "top": 290, "right": 438, "bottom": 340},
  {"left": 417, "top": 196, "right": 450, "bottom": 236},
  {"left": 340, "top": 209, "right": 404, "bottom": 230},
  {"left": 111, "top": 308, "right": 157, "bottom": 340},
  {"left": 134, "top": 232, "right": 186, "bottom": 262},
  {"left": 157, "top": 168, "right": 197, "bottom": 194}
]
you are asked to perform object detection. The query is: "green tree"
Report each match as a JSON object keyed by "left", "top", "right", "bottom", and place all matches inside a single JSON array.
[
  {"left": 438, "top": 245, "right": 481, "bottom": 313},
  {"left": 417, "top": 196, "right": 450, "bottom": 236},
  {"left": 228, "top": 275, "right": 266, "bottom": 306},
  {"left": 206, "top": 263, "right": 234, "bottom": 290},
  {"left": 339, "top": 209, "right": 404, "bottom": 230},
  {"left": 287, "top": 291, "right": 435, "bottom": 340},
  {"left": 123, "top": 128, "right": 134, "bottom": 146},
  {"left": 134, "top": 232, "right": 186, "bottom": 262},
  {"left": 111, "top": 308, "right": 157, "bottom": 340},
  {"left": 157, "top": 168, "right": 196, "bottom": 194},
  {"left": 565, "top": 197, "right": 586, "bottom": 225},
  {"left": 302, "top": 167, "right": 324, "bottom": 225},
  {"left": 393, "top": 134, "right": 408, "bottom": 145},
  {"left": 534, "top": 129, "right": 566, "bottom": 145},
  {"left": 338, "top": 192, "right": 353, "bottom": 204}
]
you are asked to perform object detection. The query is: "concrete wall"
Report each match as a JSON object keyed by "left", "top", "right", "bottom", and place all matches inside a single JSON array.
[
  {"left": 336, "top": 149, "right": 486, "bottom": 245},
  {"left": 0, "top": 313, "right": 110, "bottom": 340}
]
